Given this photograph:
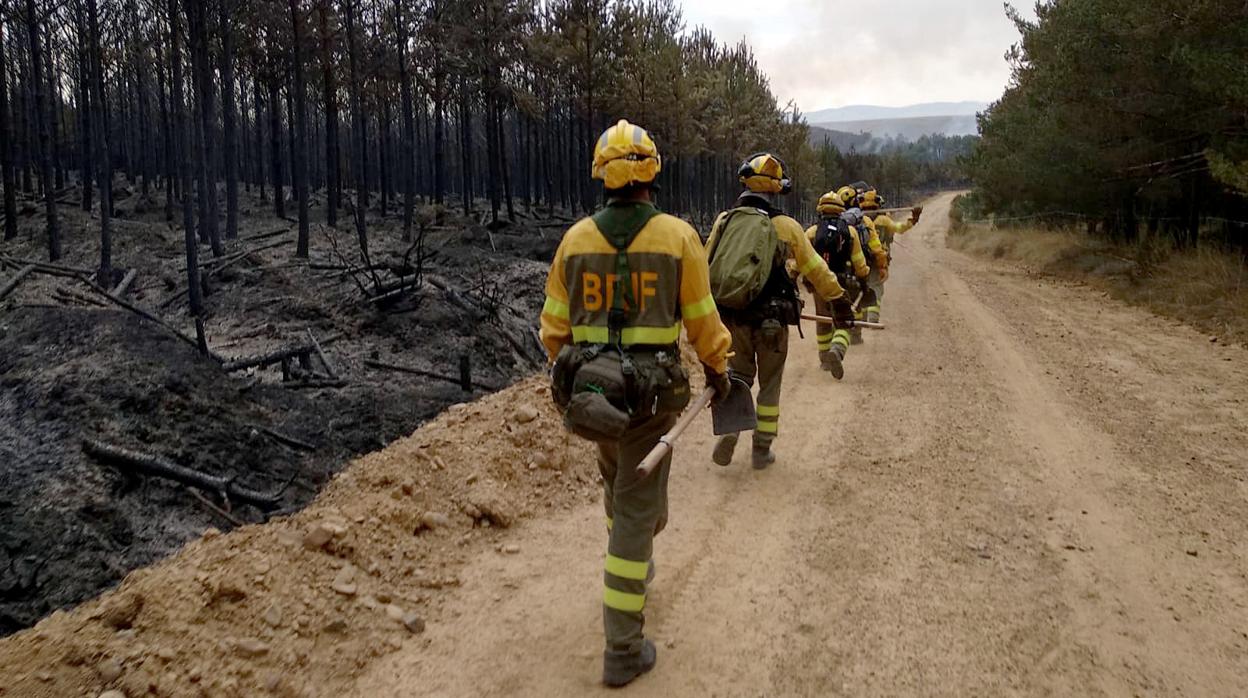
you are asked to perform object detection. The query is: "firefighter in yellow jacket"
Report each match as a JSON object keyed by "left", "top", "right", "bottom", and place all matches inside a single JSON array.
[
  {"left": 859, "top": 187, "right": 921, "bottom": 324},
  {"left": 805, "top": 188, "right": 874, "bottom": 378},
  {"left": 540, "top": 120, "right": 732, "bottom": 688},
  {"left": 706, "top": 154, "right": 855, "bottom": 469},
  {"left": 843, "top": 186, "right": 890, "bottom": 343}
]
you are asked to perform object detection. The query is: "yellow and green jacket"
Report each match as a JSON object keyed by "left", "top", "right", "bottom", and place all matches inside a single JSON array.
[
  {"left": 540, "top": 201, "right": 732, "bottom": 374},
  {"left": 858, "top": 215, "right": 890, "bottom": 271},
  {"left": 868, "top": 212, "right": 914, "bottom": 249},
  {"left": 706, "top": 210, "right": 845, "bottom": 302},
  {"left": 805, "top": 220, "right": 870, "bottom": 280}
]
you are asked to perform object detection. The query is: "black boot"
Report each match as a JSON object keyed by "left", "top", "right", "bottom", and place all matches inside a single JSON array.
[
  {"left": 712, "top": 433, "right": 738, "bottom": 466},
  {"left": 819, "top": 346, "right": 845, "bottom": 380},
  {"left": 752, "top": 445, "right": 776, "bottom": 470},
  {"left": 603, "top": 639, "right": 658, "bottom": 687}
]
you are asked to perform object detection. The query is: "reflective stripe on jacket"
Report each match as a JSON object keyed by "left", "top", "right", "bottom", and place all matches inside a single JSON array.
[{"left": 540, "top": 208, "right": 732, "bottom": 374}]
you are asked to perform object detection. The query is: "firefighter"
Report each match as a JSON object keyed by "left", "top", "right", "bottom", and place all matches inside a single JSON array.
[
  {"left": 706, "top": 153, "right": 855, "bottom": 469},
  {"left": 841, "top": 185, "right": 889, "bottom": 344},
  {"left": 540, "top": 120, "right": 733, "bottom": 687},
  {"left": 806, "top": 188, "right": 874, "bottom": 379},
  {"left": 859, "top": 187, "right": 922, "bottom": 324}
]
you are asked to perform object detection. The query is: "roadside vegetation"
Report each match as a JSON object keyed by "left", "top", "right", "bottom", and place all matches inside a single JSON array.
[{"left": 949, "top": 196, "right": 1248, "bottom": 345}]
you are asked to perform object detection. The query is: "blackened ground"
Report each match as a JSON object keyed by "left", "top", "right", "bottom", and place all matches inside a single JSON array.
[{"left": 0, "top": 185, "right": 562, "bottom": 635}]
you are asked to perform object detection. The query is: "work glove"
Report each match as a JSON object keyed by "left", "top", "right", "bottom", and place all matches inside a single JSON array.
[
  {"left": 704, "top": 365, "right": 732, "bottom": 407},
  {"left": 830, "top": 296, "right": 856, "bottom": 329},
  {"left": 911, "top": 206, "right": 924, "bottom": 223},
  {"left": 879, "top": 264, "right": 890, "bottom": 283}
]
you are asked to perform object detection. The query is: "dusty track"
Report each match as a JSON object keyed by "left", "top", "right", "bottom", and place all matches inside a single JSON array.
[
  {"left": 354, "top": 193, "right": 1248, "bottom": 696},
  {"left": 4, "top": 193, "right": 1247, "bottom": 697}
]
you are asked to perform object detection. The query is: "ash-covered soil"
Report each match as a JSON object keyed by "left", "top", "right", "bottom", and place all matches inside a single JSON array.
[{"left": 0, "top": 183, "right": 564, "bottom": 635}]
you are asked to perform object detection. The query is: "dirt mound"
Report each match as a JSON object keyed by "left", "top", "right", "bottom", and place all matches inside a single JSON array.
[{"left": 0, "top": 374, "right": 602, "bottom": 697}]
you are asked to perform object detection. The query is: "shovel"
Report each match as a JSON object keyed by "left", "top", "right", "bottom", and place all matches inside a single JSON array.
[
  {"left": 637, "top": 375, "right": 757, "bottom": 478},
  {"left": 800, "top": 313, "right": 886, "bottom": 330}
]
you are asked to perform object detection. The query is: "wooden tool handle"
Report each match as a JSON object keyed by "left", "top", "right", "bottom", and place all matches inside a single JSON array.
[
  {"left": 800, "top": 313, "right": 886, "bottom": 330},
  {"left": 636, "top": 387, "right": 715, "bottom": 478}
]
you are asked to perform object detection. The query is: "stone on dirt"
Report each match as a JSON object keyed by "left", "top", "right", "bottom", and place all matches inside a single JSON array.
[
  {"left": 420, "top": 511, "right": 451, "bottom": 530},
  {"left": 98, "top": 592, "right": 144, "bottom": 630},
  {"left": 98, "top": 691, "right": 127, "bottom": 698},
  {"left": 331, "top": 567, "right": 358, "bottom": 596},
  {"left": 513, "top": 404, "right": 540, "bottom": 424},
  {"left": 402, "top": 611, "right": 426, "bottom": 634},
  {"left": 235, "top": 638, "right": 271, "bottom": 658},
  {"left": 261, "top": 604, "right": 283, "bottom": 628},
  {"left": 97, "top": 658, "right": 124, "bottom": 683}
]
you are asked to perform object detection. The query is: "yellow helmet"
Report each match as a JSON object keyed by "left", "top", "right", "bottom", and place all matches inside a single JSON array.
[
  {"left": 592, "top": 119, "right": 662, "bottom": 190},
  {"left": 859, "top": 189, "right": 883, "bottom": 210},
  {"left": 835, "top": 185, "right": 859, "bottom": 207},
  {"left": 817, "top": 190, "right": 846, "bottom": 216},
  {"left": 738, "top": 153, "right": 792, "bottom": 195}
]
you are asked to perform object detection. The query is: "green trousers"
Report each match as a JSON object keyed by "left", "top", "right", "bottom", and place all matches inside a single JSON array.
[
  {"left": 726, "top": 320, "right": 788, "bottom": 449},
  {"left": 866, "top": 267, "right": 884, "bottom": 323},
  {"left": 599, "top": 412, "right": 676, "bottom": 653},
  {"left": 814, "top": 295, "right": 852, "bottom": 359}
]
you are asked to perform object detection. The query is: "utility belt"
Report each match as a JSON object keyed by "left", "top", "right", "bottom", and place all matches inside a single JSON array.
[
  {"left": 718, "top": 295, "right": 803, "bottom": 329},
  {"left": 551, "top": 342, "right": 690, "bottom": 443}
]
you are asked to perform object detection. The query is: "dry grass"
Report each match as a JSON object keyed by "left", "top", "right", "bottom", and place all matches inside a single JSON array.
[{"left": 948, "top": 222, "right": 1248, "bottom": 346}]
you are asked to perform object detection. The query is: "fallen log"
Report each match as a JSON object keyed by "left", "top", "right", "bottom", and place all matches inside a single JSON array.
[
  {"left": 82, "top": 438, "right": 285, "bottom": 510},
  {"left": 54, "top": 286, "right": 107, "bottom": 307},
  {"left": 77, "top": 276, "right": 217, "bottom": 359},
  {"left": 257, "top": 425, "right": 318, "bottom": 452},
  {"left": 0, "top": 264, "right": 36, "bottom": 300},
  {"left": 364, "top": 358, "right": 498, "bottom": 391},
  {"left": 306, "top": 329, "right": 339, "bottom": 379},
  {"left": 111, "top": 268, "right": 138, "bottom": 297},
  {"left": 0, "top": 255, "right": 93, "bottom": 275},
  {"left": 283, "top": 378, "right": 347, "bottom": 390},
  {"left": 220, "top": 332, "right": 344, "bottom": 372},
  {"left": 240, "top": 227, "right": 293, "bottom": 242}
]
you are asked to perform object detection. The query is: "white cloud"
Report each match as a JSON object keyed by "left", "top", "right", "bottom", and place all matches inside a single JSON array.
[{"left": 678, "top": 0, "right": 1031, "bottom": 111}]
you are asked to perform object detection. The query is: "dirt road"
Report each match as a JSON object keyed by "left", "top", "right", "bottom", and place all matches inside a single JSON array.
[{"left": 352, "top": 193, "right": 1248, "bottom": 696}]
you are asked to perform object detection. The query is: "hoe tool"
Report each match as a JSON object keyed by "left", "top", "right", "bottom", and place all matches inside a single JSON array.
[
  {"left": 637, "top": 375, "right": 755, "bottom": 477},
  {"left": 800, "top": 313, "right": 886, "bottom": 330}
]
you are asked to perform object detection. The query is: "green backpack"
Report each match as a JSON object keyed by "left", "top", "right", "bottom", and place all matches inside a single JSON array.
[{"left": 707, "top": 207, "right": 779, "bottom": 310}]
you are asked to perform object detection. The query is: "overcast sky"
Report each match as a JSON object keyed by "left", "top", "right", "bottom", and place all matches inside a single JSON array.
[{"left": 679, "top": 0, "right": 1033, "bottom": 111}]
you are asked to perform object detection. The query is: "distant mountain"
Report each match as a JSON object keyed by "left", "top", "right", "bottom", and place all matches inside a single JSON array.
[
  {"left": 804, "top": 101, "right": 988, "bottom": 124},
  {"left": 807, "top": 125, "right": 871, "bottom": 152},
  {"left": 814, "top": 114, "right": 981, "bottom": 142}
]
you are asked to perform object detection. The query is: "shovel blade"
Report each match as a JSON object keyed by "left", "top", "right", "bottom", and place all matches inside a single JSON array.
[{"left": 712, "top": 376, "right": 757, "bottom": 436}]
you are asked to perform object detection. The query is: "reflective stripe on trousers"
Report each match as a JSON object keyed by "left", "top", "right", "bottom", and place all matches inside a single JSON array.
[{"left": 598, "top": 412, "right": 675, "bottom": 653}]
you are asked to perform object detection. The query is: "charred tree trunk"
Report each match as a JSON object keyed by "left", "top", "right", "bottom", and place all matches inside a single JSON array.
[
  {"left": 26, "top": 0, "right": 60, "bottom": 260},
  {"left": 219, "top": 0, "right": 239, "bottom": 240},
  {"left": 395, "top": 0, "right": 413, "bottom": 241},
  {"left": 86, "top": 0, "right": 112, "bottom": 282},
  {"left": 344, "top": 1, "right": 371, "bottom": 272},
  {"left": 289, "top": 0, "right": 310, "bottom": 256},
  {"left": 187, "top": 0, "right": 222, "bottom": 256},
  {"left": 267, "top": 77, "right": 284, "bottom": 218},
  {"left": 433, "top": 78, "right": 445, "bottom": 205},
  {"left": 168, "top": 0, "right": 204, "bottom": 338},
  {"left": 73, "top": 4, "right": 91, "bottom": 213},
  {"left": 157, "top": 60, "right": 173, "bottom": 221},
  {"left": 0, "top": 16, "right": 17, "bottom": 241},
  {"left": 317, "top": 0, "right": 338, "bottom": 227}
]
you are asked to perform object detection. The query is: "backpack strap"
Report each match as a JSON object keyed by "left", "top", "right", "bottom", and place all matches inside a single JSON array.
[
  {"left": 591, "top": 202, "right": 662, "bottom": 348},
  {"left": 705, "top": 210, "right": 734, "bottom": 265}
]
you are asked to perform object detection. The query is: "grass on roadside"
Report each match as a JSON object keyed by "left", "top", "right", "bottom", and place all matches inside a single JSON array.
[{"left": 947, "top": 211, "right": 1248, "bottom": 346}]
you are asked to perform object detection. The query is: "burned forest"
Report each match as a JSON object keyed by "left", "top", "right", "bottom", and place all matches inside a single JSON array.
[{"left": 0, "top": 0, "right": 827, "bottom": 636}]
